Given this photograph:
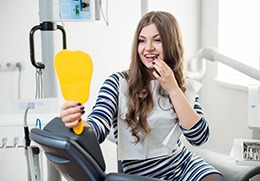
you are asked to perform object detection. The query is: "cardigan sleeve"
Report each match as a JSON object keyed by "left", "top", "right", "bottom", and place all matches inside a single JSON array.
[
  {"left": 86, "top": 72, "right": 122, "bottom": 143},
  {"left": 180, "top": 95, "right": 210, "bottom": 146}
]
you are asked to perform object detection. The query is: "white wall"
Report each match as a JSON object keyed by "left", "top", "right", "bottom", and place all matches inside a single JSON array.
[
  {"left": 3, "top": 0, "right": 256, "bottom": 180},
  {"left": 199, "top": 0, "right": 260, "bottom": 154}
]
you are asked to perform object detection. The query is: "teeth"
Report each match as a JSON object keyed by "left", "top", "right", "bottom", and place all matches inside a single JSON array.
[{"left": 145, "top": 55, "right": 157, "bottom": 58}]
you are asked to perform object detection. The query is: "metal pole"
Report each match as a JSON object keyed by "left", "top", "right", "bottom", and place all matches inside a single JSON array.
[
  {"left": 38, "top": 0, "right": 61, "bottom": 180},
  {"left": 41, "top": 30, "right": 58, "bottom": 98},
  {"left": 39, "top": 0, "right": 58, "bottom": 98},
  {"left": 141, "top": 0, "right": 148, "bottom": 17}
]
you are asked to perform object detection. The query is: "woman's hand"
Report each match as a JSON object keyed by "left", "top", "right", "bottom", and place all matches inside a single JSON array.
[
  {"left": 60, "top": 101, "right": 85, "bottom": 128},
  {"left": 152, "top": 57, "right": 180, "bottom": 94},
  {"left": 152, "top": 57, "right": 201, "bottom": 129}
]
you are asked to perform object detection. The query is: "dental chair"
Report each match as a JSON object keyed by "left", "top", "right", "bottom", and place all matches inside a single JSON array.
[
  {"left": 192, "top": 148, "right": 260, "bottom": 181},
  {"left": 30, "top": 117, "right": 160, "bottom": 181},
  {"left": 30, "top": 117, "right": 260, "bottom": 181}
]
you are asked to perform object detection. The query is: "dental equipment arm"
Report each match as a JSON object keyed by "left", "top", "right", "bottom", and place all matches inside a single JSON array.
[
  {"left": 188, "top": 46, "right": 260, "bottom": 81},
  {"left": 189, "top": 46, "right": 260, "bottom": 129}
]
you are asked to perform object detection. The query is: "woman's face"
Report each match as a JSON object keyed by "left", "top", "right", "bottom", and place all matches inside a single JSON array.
[{"left": 138, "top": 23, "right": 164, "bottom": 70}]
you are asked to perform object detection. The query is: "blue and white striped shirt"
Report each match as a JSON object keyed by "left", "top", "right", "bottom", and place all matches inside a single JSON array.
[{"left": 87, "top": 72, "right": 221, "bottom": 180}]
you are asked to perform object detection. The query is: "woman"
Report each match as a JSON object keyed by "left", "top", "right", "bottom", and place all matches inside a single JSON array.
[{"left": 60, "top": 11, "right": 223, "bottom": 181}]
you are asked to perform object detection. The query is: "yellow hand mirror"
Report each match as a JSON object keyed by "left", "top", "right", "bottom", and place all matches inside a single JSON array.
[{"left": 54, "top": 49, "right": 93, "bottom": 134}]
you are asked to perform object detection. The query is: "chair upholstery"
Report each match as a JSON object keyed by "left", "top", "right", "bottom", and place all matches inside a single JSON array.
[{"left": 30, "top": 117, "right": 160, "bottom": 181}]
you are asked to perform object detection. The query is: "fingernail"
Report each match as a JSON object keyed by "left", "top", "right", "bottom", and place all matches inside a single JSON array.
[
  {"left": 80, "top": 106, "right": 85, "bottom": 110},
  {"left": 81, "top": 111, "right": 85, "bottom": 114},
  {"left": 152, "top": 61, "right": 155, "bottom": 65},
  {"left": 78, "top": 119, "right": 81, "bottom": 122},
  {"left": 77, "top": 102, "right": 81, "bottom": 106}
]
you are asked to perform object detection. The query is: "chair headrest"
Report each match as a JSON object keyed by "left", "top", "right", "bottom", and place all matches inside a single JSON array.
[{"left": 35, "top": 117, "right": 106, "bottom": 171}]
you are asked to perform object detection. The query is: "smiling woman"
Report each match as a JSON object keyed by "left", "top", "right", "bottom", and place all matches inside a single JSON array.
[{"left": 59, "top": 11, "right": 224, "bottom": 181}]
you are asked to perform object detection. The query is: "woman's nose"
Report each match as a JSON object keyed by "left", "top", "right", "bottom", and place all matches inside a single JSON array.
[{"left": 145, "top": 42, "right": 155, "bottom": 50}]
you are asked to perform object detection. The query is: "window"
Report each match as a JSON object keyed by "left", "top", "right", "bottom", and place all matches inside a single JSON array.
[{"left": 218, "top": 0, "right": 260, "bottom": 86}]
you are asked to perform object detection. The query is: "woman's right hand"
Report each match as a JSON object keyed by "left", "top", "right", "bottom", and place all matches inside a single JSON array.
[{"left": 60, "top": 101, "right": 85, "bottom": 128}]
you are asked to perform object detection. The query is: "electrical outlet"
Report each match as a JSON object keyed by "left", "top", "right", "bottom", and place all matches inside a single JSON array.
[{"left": 0, "top": 61, "right": 24, "bottom": 72}]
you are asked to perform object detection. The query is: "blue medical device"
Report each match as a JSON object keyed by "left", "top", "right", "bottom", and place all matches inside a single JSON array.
[{"left": 59, "top": 0, "right": 100, "bottom": 21}]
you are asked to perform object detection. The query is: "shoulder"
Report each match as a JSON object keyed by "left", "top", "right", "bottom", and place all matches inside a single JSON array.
[
  {"left": 103, "top": 72, "right": 127, "bottom": 85},
  {"left": 100, "top": 72, "right": 127, "bottom": 91},
  {"left": 106, "top": 72, "right": 126, "bottom": 81},
  {"left": 185, "top": 78, "right": 202, "bottom": 92},
  {"left": 185, "top": 78, "right": 202, "bottom": 105}
]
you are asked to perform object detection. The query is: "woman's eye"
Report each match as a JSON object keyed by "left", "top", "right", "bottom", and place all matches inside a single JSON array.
[
  {"left": 154, "top": 38, "right": 161, "bottom": 43},
  {"left": 138, "top": 39, "right": 145, "bottom": 43}
]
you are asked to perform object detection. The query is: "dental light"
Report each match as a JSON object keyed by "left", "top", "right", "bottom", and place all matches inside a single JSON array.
[{"left": 188, "top": 46, "right": 260, "bottom": 129}]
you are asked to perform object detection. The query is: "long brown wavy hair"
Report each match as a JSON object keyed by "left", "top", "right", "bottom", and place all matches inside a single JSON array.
[{"left": 123, "top": 11, "right": 186, "bottom": 143}]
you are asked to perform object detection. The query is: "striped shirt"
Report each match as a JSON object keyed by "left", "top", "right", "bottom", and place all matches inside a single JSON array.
[{"left": 87, "top": 72, "right": 221, "bottom": 180}]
